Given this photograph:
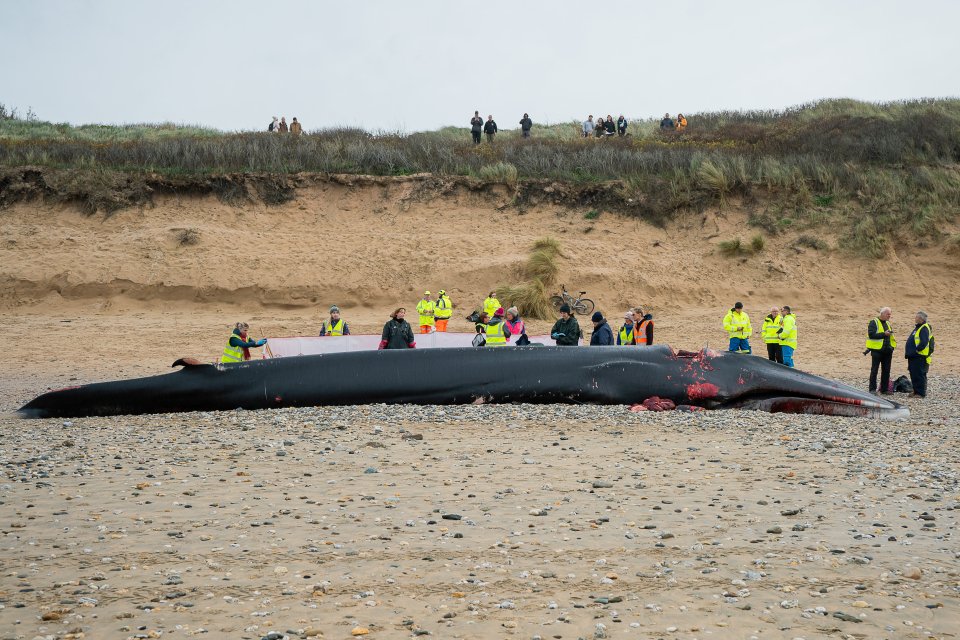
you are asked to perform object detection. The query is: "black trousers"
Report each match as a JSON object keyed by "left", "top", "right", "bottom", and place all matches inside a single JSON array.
[
  {"left": 869, "top": 349, "right": 893, "bottom": 392},
  {"left": 471, "top": 131, "right": 481, "bottom": 144},
  {"left": 766, "top": 342, "right": 783, "bottom": 363},
  {"left": 907, "top": 358, "right": 928, "bottom": 397}
]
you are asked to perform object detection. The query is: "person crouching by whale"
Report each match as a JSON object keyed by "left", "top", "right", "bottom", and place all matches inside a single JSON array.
[
  {"left": 379, "top": 308, "right": 417, "bottom": 350},
  {"left": 222, "top": 322, "right": 267, "bottom": 363}
]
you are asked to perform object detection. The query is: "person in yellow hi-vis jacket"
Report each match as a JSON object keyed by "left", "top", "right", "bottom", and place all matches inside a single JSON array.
[
  {"left": 434, "top": 290, "right": 453, "bottom": 332},
  {"left": 482, "top": 291, "right": 501, "bottom": 319},
  {"left": 904, "top": 310, "right": 933, "bottom": 398},
  {"left": 866, "top": 306, "right": 895, "bottom": 394},
  {"left": 222, "top": 322, "right": 266, "bottom": 363},
  {"left": 416, "top": 291, "right": 435, "bottom": 334},
  {"left": 761, "top": 306, "right": 783, "bottom": 363},
  {"left": 723, "top": 301, "right": 752, "bottom": 354},
  {"left": 779, "top": 306, "right": 797, "bottom": 368}
]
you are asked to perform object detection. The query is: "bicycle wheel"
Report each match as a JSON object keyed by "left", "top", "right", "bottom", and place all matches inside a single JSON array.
[
  {"left": 574, "top": 298, "right": 595, "bottom": 316},
  {"left": 549, "top": 295, "right": 564, "bottom": 311}
]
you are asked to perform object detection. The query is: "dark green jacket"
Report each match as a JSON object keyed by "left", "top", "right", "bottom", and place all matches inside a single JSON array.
[{"left": 550, "top": 316, "right": 581, "bottom": 346}]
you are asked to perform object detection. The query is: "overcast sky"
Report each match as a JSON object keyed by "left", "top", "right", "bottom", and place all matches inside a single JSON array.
[{"left": 3, "top": 0, "right": 959, "bottom": 132}]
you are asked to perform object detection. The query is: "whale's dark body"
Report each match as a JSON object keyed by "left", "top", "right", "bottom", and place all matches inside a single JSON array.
[{"left": 18, "top": 345, "right": 907, "bottom": 419}]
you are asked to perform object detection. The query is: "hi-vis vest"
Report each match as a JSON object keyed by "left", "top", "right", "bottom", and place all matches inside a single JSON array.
[
  {"left": 865, "top": 318, "right": 896, "bottom": 350},
  {"left": 435, "top": 295, "right": 452, "bottom": 319},
  {"left": 779, "top": 314, "right": 797, "bottom": 349},
  {"left": 222, "top": 332, "right": 245, "bottom": 363},
  {"left": 913, "top": 322, "right": 933, "bottom": 364},
  {"left": 636, "top": 319, "right": 653, "bottom": 345},
  {"left": 483, "top": 297, "right": 501, "bottom": 318},
  {"left": 618, "top": 325, "right": 635, "bottom": 345},
  {"left": 762, "top": 315, "right": 782, "bottom": 344},
  {"left": 723, "top": 310, "right": 752, "bottom": 338},
  {"left": 485, "top": 321, "right": 507, "bottom": 346},
  {"left": 416, "top": 300, "right": 435, "bottom": 326},
  {"left": 323, "top": 319, "right": 345, "bottom": 336}
]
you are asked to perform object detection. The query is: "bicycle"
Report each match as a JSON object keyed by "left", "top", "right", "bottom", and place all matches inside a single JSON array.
[{"left": 549, "top": 284, "right": 595, "bottom": 316}]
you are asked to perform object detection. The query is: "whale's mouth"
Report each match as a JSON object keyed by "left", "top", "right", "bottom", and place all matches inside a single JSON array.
[{"left": 730, "top": 394, "right": 909, "bottom": 420}]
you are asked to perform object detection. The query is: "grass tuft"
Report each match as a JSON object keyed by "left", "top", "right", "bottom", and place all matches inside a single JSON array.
[{"left": 497, "top": 237, "right": 562, "bottom": 320}]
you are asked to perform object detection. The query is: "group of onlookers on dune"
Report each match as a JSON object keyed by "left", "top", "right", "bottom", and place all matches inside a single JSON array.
[
  {"left": 468, "top": 110, "right": 689, "bottom": 142},
  {"left": 267, "top": 116, "right": 303, "bottom": 134}
]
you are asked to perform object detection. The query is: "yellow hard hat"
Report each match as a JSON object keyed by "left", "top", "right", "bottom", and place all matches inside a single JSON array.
[
  {"left": 439, "top": 289, "right": 445, "bottom": 295},
  {"left": 424, "top": 290, "right": 431, "bottom": 296}
]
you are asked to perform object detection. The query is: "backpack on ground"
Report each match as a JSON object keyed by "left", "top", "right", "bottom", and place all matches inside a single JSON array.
[{"left": 893, "top": 375, "right": 913, "bottom": 393}]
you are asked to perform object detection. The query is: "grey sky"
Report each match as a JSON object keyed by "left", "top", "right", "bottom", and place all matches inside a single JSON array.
[{"left": 3, "top": 0, "right": 959, "bottom": 132}]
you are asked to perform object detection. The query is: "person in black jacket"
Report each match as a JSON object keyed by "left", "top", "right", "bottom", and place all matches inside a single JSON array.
[
  {"left": 589, "top": 312, "right": 614, "bottom": 345},
  {"left": 470, "top": 111, "right": 483, "bottom": 144},
  {"left": 604, "top": 115, "right": 616, "bottom": 136},
  {"left": 616, "top": 115, "right": 627, "bottom": 137},
  {"left": 483, "top": 115, "right": 497, "bottom": 143},
  {"left": 904, "top": 310, "right": 933, "bottom": 398},
  {"left": 551, "top": 304, "right": 581, "bottom": 346},
  {"left": 519, "top": 113, "right": 532, "bottom": 138},
  {"left": 379, "top": 308, "right": 416, "bottom": 350},
  {"left": 866, "top": 306, "right": 895, "bottom": 394},
  {"left": 659, "top": 113, "right": 675, "bottom": 130}
]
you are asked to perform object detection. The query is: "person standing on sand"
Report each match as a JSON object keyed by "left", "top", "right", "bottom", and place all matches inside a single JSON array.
[
  {"left": 504, "top": 307, "right": 526, "bottom": 344},
  {"left": 866, "top": 306, "right": 895, "bottom": 394},
  {"left": 551, "top": 304, "right": 581, "bottom": 346},
  {"left": 379, "top": 308, "right": 416, "bottom": 349},
  {"left": 434, "top": 290, "right": 453, "bottom": 332},
  {"left": 484, "top": 115, "right": 498, "bottom": 143},
  {"left": 319, "top": 305, "right": 350, "bottom": 336},
  {"left": 482, "top": 291, "right": 501, "bottom": 319},
  {"left": 485, "top": 307, "right": 511, "bottom": 347},
  {"left": 779, "top": 305, "right": 797, "bottom": 367},
  {"left": 519, "top": 113, "right": 533, "bottom": 138},
  {"left": 470, "top": 110, "right": 483, "bottom": 144},
  {"left": 723, "top": 302, "right": 752, "bottom": 353},
  {"left": 633, "top": 307, "right": 654, "bottom": 345},
  {"left": 617, "top": 312, "right": 636, "bottom": 345},
  {"left": 762, "top": 306, "right": 783, "bottom": 363},
  {"left": 222, "top": 322, "right": 267, "bottom": 363},
  {"left": 589, "top": 312, "right": 614, "bottom": 345},
  {"left": 289, "top": 117, "right": 302, "bottom": 135},
  {"left": 416, "top": 291, "right": 436, "bottom": 334},
  {"left": 278, "top": 117, "right": 288, "bottom": 133},
  {"left": 904, "top": 310, "right": 933, "bottom": 398}
]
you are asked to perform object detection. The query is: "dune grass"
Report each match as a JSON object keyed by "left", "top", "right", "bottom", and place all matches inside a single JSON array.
[
  {"left": 497, "top": 237, "right": 562, "bottom": 320},
  {"left": 3, "top": 99, "right": 960, "bottom": 257}
]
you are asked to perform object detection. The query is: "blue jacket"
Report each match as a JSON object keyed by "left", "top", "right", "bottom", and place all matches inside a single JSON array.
[
  {"left": 590, "top": 321, "right": 614, "bottom": 346},
  {"left": 904, "top": 323, "right": 931, "bottom": 359}
]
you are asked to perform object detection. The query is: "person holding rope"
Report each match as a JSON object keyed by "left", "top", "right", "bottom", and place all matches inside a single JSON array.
[{"left": 222, "top": 322, "right": 267, "bottom": 363}]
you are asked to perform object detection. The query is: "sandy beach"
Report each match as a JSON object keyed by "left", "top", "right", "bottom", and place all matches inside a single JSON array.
[{"left": 2, "top": 183, "right": 959, "bottom": 639}]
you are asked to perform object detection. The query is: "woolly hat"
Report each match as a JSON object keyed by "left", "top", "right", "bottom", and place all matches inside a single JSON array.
[
  {"left": 506, "top": 306, "right": 519, "bottom": 318},
  {"left": 494, "top": 307, "right": 505, "bottom": 317},
  {"left": 591, "top": 311, "right": 604, "bottom": 323},
  {"left": 559, "top": 303, "right": 571, "bottom": 314}
]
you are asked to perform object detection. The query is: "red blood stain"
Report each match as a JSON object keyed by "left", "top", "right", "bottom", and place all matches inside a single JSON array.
[{"left": 686, "top": 382, "right": 719, "bottom": 400}]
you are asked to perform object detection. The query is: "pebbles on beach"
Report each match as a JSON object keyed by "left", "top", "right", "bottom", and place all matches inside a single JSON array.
[{"left": 1, "top": 375, "right": 958, "bottom": 638}]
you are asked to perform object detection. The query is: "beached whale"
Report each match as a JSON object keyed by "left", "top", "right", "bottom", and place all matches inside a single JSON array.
[{"left": 18, "top": 345, "right": 908, "bottom": 419}]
